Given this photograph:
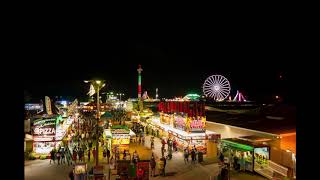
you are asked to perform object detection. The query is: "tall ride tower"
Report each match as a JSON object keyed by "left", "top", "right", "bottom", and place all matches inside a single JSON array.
[{"left": 137, "top": 64, "right": 143, "bottom": 99}]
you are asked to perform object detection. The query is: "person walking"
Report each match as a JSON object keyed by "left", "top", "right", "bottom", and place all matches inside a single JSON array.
[
  {"left": 56, "top": 151, "right": 61, "bottom": 165},
  {"left": 79, "top": 148, "right": 83, "bottom": 162},
  {"left": 158, "top": 157, "right": 165, "bottom": 177},
  {"left": 87, "top": 148, "right": 91, "bottom": 162},
  {"left": 173, "top": 139, "right": 177, "bottom": 152},
  {"left": 150, "top": 155, "right": 156, "bottom": 177},
  {"left": 191, "top": 149, "right": 196, "bottom": 164},
  {"left": 219, "top": 152, "right": 224, "bottom": 165},
  {"left": 150, "top": 137, "right": 154, "bottom": 149},
  {"left": 161, "top": 145, "right": 165, "bottom": 158},
  {"left": 168, "top": 144, "right": 173, "bottom": 160},
  {"left": 184, "top": 148, "right": 189, "bottom": 164},
  {"left": 103, "top": 148, "right": 107, "bottom": 161},
  {"left": 92, "top": 148, "right": 96, "bottom": 162},
  {"left": 194, "top": 148, "right": 198, "bottom": 163},
  {"left": 72, "top": 149, "right": 77, "bottom": 163},
  {"left": 60, "top": 148, "right": 65, "bottom": 164},
  {"left": 107, "top": 148, "right": 111, "bottom": 164},
  {"left": 50, "top": 148, "right": 56, "bottom": 164},
  {"left": 133, "top": 150, "right": 139, "bottom": 164},
  {"left": 137, "top": 167, "right": 144, "bottom": 180}
]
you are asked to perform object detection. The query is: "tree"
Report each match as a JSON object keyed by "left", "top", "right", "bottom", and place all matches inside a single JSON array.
[{"left": 110, "top": 108, "right": 128, "bottom": 125}]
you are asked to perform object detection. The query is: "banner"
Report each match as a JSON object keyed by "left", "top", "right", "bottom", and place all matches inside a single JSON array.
[
  {"left": 45, "top": 96, "right": 52, "bottom": 115},
  {"left": 88, "top": 84, "right": 96, "bottom": 96}
]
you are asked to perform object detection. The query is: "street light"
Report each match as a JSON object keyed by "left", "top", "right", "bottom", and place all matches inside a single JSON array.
[
  {"left": 117, "top": 93, "right": 124, "bottom": 101},
  {"left": 84, "top": 79, "right": 105, "bottom": 166}
]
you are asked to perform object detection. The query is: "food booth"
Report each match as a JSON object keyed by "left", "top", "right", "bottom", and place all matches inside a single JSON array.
[
  {"left": 221, "top": 138, "right": 270, "bottom": 173},
  {"left": 149, "top": 114, "right": 220, "bottom": 158},
  {"left": 103, "top": 126, "right": 136, "bottom": 155},
  {"left": 32, "top": 117, "right": 58, "bottom": 154}
]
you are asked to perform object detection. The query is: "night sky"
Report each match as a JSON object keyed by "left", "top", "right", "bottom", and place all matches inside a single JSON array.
[{"left": 23, "top": 35, "right": 295, "bottom": 104}]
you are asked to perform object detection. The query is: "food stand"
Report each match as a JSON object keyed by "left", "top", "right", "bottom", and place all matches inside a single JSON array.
[
  {"left": 32, "top": 117, "right": 57, "bottom": 154},
  {"left": 221, "top": 138, "right": 270, "bottom": 173},
  {"left": 149, "top": 115, "right": 220, "bottom": 156},
  {"left": 103, "top": 126, "right": 136, "bottom": 155}
]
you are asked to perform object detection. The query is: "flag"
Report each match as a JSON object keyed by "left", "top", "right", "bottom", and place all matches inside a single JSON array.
[
  {"left": 45, "top": 96, "right": 52, "bottom": 115},
  {"left": 87, "top": 84, "right": 95, "bottom": 96}
]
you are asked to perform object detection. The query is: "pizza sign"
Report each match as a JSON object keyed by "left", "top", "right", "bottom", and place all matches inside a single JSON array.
[{"left": 33, "top": 127, "right": 56, "bottom": 135}]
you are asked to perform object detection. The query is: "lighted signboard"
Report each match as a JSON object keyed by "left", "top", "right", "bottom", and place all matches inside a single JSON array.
[
  {"left": 188, "top": 117, "right": 206, "bottom": 132},
  {"left": 33, "top": 119, "right": 56, "bottom": 136},
  {"left": 112, "top": 138, "right": 130, "bottom": 145},
  {"left": 160, "top": 113, "right": 172, "bottom": 125},
  {"left": 32, "top": 118, "right": 56, "bottom": 143},
  {"left": 174, "top": 115, "right": 187, "bottom": 131}
]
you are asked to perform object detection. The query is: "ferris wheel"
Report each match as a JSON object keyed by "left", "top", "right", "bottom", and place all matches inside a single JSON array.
[{"left": 203, "top": 75, "right": 231, "bottom": 101}]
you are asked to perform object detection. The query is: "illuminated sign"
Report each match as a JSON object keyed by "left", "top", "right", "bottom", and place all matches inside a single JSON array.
[
  {"left": 112, "top": 138, "right": 130, "bottom": 145},
  {"left": 174, "top": 116, "right": 186, "bottom": 131},
  {"left": 188, "top": 117, "right": 206, "bottom": 132},
  {"left": 160, "top": 113, "right": 171, "bottom": 125},
  {"left": 111, "top": 129, "right": 130, "bottom": 134},
  {"left": 34, "top": 137, "right": 54, "bottom": 141},
  {"left": 33, "top": 127, "right": 55, "bottom": 135},
  {"left": 32, "top": 118, "right": 56, "bottom": 140}
]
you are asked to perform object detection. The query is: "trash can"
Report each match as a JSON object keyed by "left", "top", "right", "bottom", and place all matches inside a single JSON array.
[{"left": 198, "top": 152, "right": 203, "bottom": 163}]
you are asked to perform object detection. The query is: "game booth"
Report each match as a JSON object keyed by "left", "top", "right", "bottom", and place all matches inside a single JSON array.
[{"left": 103, "top": 126, "right": 136, "bottom": 156}]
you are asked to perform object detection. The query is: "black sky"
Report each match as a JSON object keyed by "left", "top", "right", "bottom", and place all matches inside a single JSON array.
[{"left": 23, "top": 30, "right": 295, "bottom": 104}]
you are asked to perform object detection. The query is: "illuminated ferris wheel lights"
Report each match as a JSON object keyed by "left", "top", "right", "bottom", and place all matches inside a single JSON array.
[{"left": 203, "top": 75, "right": 231, "bottom": 101}]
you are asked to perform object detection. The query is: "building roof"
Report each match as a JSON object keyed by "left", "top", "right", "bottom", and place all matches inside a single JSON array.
[
  {"left": 206, "top": 104, "right": 296, "bottom": 135},
  {"left": 222, "top": 138, "right": 268, "bottom": 149}
]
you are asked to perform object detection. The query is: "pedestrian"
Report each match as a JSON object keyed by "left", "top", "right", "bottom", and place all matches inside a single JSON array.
[
  {"left": 72, "top": 149, "right": 77, "bottom": 163},
  {"left": 191, "top": 149, "right": 196, "bottom": 164},
  {"left": 168, "top": 145, "right": 172, "bottom": 160},
  {"left": 122, "top": 149, "right": 127, "bottom": 160},
  {"left": 61, "top": 149, "right": 65, "bottom": 164},
  {"left": 173, "top": 139, "right": 177, "bottom": 152},
  {"left": 87, "top": 148, "right": 91, "bottom": 162},
  {"left": 133, "top": 150, "right": 139, "bottom": 164},
  {"left": 107, "top": 148, "right": 111, "bottom": 164},
  {"left": 184, "top": 148, "right": 189, "bottom": 164},
  {"left": 150, "top": 155, "right": 156, "bottom": 177},
  {"left": 137, "top": 167, "right": 144, "bottom": 180},
  {"left": 219, "top": 152, "right": 224, "bottom": 165},
  {"left": 150, "top": 137, "right": 154, "bottom": 149},
  {"left": 78, "top": 148, "right": 83, "bottom": 162},
  {"left": 161, "top": 145, "right": 165, "bottom": 158},
  {"left": 158, "top": 157, "right": 164, "bottom": 176},
  {"left": 56, "top": 151, "right": 61, "bottom": 165},
  {"left": 194, "top": 148, "right": 198, "bottom": 162},
  {"left": 50, "top": 149, "right": 56, "bottom": 164},
  {"left": 92, "top": 148, "right": 96, "bottom": 162},
  {"left": 103, "top": 149, "right": 107, "bottom": 161}
]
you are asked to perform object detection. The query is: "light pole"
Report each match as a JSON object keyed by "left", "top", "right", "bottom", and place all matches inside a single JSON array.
[
  {"left": 84, "top": 80, "right": 105, "bottom": 166},
  {"left": 117, "top": 93, "right": 124, "bottom": 101}
]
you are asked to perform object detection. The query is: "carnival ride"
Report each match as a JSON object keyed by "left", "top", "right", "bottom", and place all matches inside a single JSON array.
[
  {"left": 233, "top": 90, "right": 246, "bottom": 102},
  {"left": 203, "top": 75, "right": 231, "bottom": 101}
]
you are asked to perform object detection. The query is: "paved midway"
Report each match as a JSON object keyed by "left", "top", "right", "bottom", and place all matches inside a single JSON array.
[{"left": 25, "top": 135, "right": 266, "bottom": 180}]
